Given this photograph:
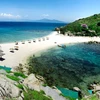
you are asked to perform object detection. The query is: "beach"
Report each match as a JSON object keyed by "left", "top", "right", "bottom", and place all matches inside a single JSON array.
[{"left": 0, "top": 31, "right": 100, "bottom": 68}]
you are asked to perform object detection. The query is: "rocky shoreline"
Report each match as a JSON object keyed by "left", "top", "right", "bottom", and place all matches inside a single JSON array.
[{"left": 0, "top": 68, "right": 66, "bottom": 100}]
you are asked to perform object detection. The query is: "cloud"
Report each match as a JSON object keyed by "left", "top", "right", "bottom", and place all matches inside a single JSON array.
[
  {"left": 42, "top": 14, "right": 49, "bottom": 18},
  {"left": 0, "top": 13, "right": 21, "bottom": 19}
]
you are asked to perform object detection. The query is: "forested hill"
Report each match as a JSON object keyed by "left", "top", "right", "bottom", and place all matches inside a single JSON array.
[{"left": 59, "top": 14, "right": 100, "bottom": 36}]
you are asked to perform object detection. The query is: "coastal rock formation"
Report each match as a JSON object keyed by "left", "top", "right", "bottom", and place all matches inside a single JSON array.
[
  {"left": 23, "top": 74, "right": 66, "bottom": 100},
  {"left": 41, "top": 86, "right": 66, "bottom": 100},
  {"left": 23, "top": 74, "right": 41, "bottom": 91},
  {"left": 0, "top": 69, "right": 67, "bottom": 100},
  {"left": 73, "top": 87, "right": 81, "bottom": 92},
  {"left": 0, "top": 73, "right": 22, "bottom": 100}
]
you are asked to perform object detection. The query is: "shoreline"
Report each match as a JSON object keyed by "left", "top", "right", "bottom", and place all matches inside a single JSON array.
[{"left": 0, "top": 31, "right": 100, "bottom": 68}]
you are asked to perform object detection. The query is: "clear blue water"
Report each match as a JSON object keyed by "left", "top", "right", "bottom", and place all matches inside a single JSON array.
[
  {"left": 33, "top": 43, "right": 100, "bottom": 98},
  {"left": 32, "top": 43, "right": 100, "bottom": 84},
  {"left": 57, "top": 87, "right": 78, "bottom": 99},
  {"left": 0, "top": 22, "right": 66, "bottom": 43},
  {"left": 88, "top": 90, "right": 92, "bottom": 95}
]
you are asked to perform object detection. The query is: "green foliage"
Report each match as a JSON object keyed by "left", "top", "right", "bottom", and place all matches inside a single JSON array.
[
  {"left": 6, "top": 74, "right": 20, "bottom": 81},
  {"left": 82, "top": 95, "right": 98, "bottom": 100},
  {"left": 16, "top": 84, "right": 24, "bottom": 89},
  {"left": 5, "top": 98, "right": 17, "bottom": 100},
  {"left": 42, "top": 83, "right": 47, "bottom": 87},
  {"left": 60, "top": 14, "right": 100, "bottom": 36},
  {"left": 40, "top": 90, "right": 45, "bottom": 95},
  {"left": 23, "top": 89, "right": 53, "bottom": 100},
  {"left": 14, "top": 72, "right": 27, "bottom": 78},
  {"left": 6, "top": 70, "right": 11, "bottom": 73}
]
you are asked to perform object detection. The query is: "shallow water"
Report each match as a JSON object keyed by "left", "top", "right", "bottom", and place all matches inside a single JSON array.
[{"left": 30, "top": 43, "right": 100, "bottom": 88}]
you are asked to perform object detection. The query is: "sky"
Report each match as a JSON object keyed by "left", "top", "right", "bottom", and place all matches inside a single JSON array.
[{"left": 0, "top": 0, "right": 100, "bottom": 22}]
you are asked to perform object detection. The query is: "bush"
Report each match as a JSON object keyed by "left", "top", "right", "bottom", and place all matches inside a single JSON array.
[
  {"left": 14, "top": 72, "right": 27, "bottom": 78},
  {"left": 16, "top": 84, "right": 24, "bottom": 89},
  {"left": 40, "top": 90, "right": 45, "bottom": 95},
  {"left": 6, "top": 70, "right": 11, "bottom": 73},
  {"left": 82, "top": 94, "right": 98, "bottom": 100},
  {"left": 6, "top": 74, "right": 20, "bottom": 81},
  {"left": 42, "top": 84, "right": 47, "bottom": 87},
  {"left": 23, "top": 89, "right": 53, "bottom": 100}
]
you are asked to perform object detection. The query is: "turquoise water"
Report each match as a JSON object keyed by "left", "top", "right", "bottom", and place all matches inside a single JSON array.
[
  {"left": 37, "top": 43, "right": 100, "bottom": 98},
  {"left": 0, "top": 66, "right": 11, "bottom": 71},
  {"left": 0, "top": 22, "right": 66, "bottom": 43},
  {"left": 57, "top": 88, "right": 92, "bottom": 99},
  {"left": 57, "top": 87, "right": 78, "bottom": 99},
  {"left": 30, "top": 43, "right": 100, "bottom": 95},
  {"left": 88, "top": 90, "right": 92, "bottom": 95}
]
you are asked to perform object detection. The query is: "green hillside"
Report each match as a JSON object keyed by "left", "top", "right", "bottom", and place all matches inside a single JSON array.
[{"left": 60, "top": 14, "right": 100, "bottom": 36}]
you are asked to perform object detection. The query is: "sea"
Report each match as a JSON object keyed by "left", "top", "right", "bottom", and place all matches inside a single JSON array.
[
  {"left": 33, "top": 43, "right": 100, "bottom": 99},
  {"left": 1, "top": 22, "right": 100, "bottom": 99},
  {"left": 0, "top": 22, "right": 66, "bottom": 43}
]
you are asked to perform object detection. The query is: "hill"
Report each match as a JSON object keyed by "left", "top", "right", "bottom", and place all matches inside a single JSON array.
[
  {"left": 59, "top": 14, "right": 100, "bottom": 36},
  {"left": 35, "top": 18, "right": 65, "bottom": 23}
]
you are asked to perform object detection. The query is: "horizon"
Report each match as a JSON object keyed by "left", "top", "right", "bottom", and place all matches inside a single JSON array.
[
  {"left": 0, "top": 0, "right": 100, "bottom": 22},
  {"left": 0, "top": 19, "right": 67, "bottom": 23}
]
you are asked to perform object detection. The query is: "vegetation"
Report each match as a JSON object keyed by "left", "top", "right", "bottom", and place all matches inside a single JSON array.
[
  {"left": 16, "top": 84, "right": 24, "bottom": 89},
  {"left": 42, "top": 83, "right": 47, "bottom": 87},
  {"left": 6, "top": 74, "right": 20, "bottom": 81},
  {"left": 5, "top": 98, "right": 17, "bottom": 100},
  {"left": 14, "top": 72, "right": 27, "bottom": 78},
  {"left": 60, "top": 14, "right": 100, "bottom": 36},
  {"left": 82, "top": 94, "right": 98, "bottom": 100},
  {"left": 23, "top": 89, "right": 53, "bottom": 100},
  {"left": 40, "top": 90, "right": 46, "bottom": 95},
  {"left": 6, "top": 70, "right": 11, "bottom": 73}
]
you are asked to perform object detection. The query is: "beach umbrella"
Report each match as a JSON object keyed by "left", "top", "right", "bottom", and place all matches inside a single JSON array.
[
  {"left": 0, "top": 52, "right": 5, "bottom": 55},
  {"left": 14, "top": 46, "right": 19, "bottom": 50},
  {"left": 0, "top": 49, "right": 3, "bottom": 52},
  {"left": 22, "top": 41, "right": 25, "bottom": 44},
  {"left": 10, "top": 48, "right": 14, "bottom": 53},
  {"left": 0, "top": 53, "right": 5, "bottom": 58},
  {"left": 15, "top": 42, "right": 18, "bottom": 45}
]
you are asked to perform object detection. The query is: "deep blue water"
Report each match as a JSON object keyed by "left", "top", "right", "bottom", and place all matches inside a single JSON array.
[{"left": 0, "top": 22, "right": 66, "bottom": 43}]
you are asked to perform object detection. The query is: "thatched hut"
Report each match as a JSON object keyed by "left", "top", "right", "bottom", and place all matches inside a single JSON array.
[
  {"left": 0, "top": 46, "right": 5, "bottom": 59},
  {"left": 55, "top": 27, "right": 60, "bottom": 33}
]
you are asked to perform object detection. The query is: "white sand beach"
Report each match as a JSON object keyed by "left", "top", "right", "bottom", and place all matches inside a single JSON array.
[{"left": 0, "top": 31, "right": 100, "bottom": 68}]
